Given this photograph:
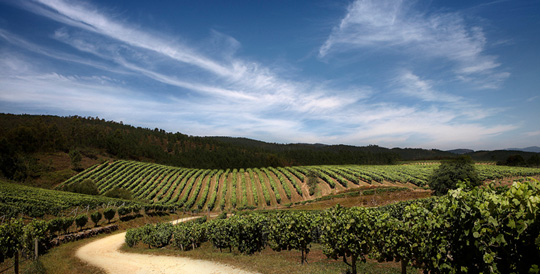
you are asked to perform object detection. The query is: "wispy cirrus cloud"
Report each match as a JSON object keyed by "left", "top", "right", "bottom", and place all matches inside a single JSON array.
[
  {"left": 319, "top": 0, "right": 509, "bottom": 88},
  {"left": 0, "top": 0, "right": 522, "bottom": 149},
  {"left": 16, "top": 0, "right": 364, "bottom": 112},
  {"left": 394, "top": 70, "right": 461, "bottom": 103}
]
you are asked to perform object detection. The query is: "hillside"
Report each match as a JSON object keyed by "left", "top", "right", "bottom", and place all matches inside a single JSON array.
[
  {"left": 1, "top": 113, "right": 538, "bottom": 188},
  {"left": 59, "top": 160, "right": 540, "bottom": 211}
]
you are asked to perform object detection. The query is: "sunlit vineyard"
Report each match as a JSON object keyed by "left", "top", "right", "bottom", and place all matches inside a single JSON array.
[
  {"left": 0, "top": 180, "right": 150, "bottom": 218},
  {"left": 58, "top": 160, "right": 540, "bottom": 211}
]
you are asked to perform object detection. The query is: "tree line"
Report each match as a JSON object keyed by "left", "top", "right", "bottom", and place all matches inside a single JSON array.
[{"left": 0, "top": 114, "right": 399, "bottom": 182}]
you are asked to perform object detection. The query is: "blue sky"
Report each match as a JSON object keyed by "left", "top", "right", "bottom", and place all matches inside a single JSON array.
[{"left": 0, "top": 0, "right": 539, "bottom": 150}]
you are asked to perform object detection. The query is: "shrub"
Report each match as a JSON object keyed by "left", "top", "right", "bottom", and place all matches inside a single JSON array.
[
  {"left": 90, "top": 211, "right": 102, "bottom": 227},
  {"left": 64, "top": 179, "right": 99, "bottom": 195},
  {"left": 117, "top": 206, "right": 131, "bottom": 217},
  {"left": 103, "top": 187, "right": 132, "bottom": 200},
  {"left": 103, "top": 208, "right": 116, "bottom": 223},
  {"left": 143, "top": 223, "right": 174, "bottom": 248},
  {"left": 75, "top": 214, "right": 88, "bottom": 230},
  {"left": 61, "top": 217, "right": 74, "bottom": 233},
  {"left": 217, "top": 212, "right": 227, "bottom": 219},
  {"left": 428, "top": 155, "right": 481, "bottom": 195},
  {"left": 125, "top": 228, "right": 142, "bottom": 247},
  {"left": 47, "top": 218, "right": 63, "bottom": 235}
]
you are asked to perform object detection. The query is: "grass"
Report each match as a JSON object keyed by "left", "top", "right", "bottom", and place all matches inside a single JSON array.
[{"left": 122, "top": 241, "right": 420, "bottom": 274}]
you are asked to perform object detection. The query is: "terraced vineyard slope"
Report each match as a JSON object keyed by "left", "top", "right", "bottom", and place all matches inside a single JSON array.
[{"left": 59, "top": 160, "right": 540, "bottom": 211}]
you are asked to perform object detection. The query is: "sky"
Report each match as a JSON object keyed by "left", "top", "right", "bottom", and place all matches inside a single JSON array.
[{"left": 0, "top": 0, "right": 539, "bottom": 150}]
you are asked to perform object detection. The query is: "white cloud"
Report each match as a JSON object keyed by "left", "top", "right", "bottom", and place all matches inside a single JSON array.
[
  {"left": 20, "top": 0, "right": 363, "bottom": 115},
  {"left": 320, "top": 0, "right": 509, "bottom": 88},
  {"left": 394, "top": 71, "right": 461, "bottom": 103},
  {"left": 1, "top": 0, "right": 521, "bottom": 149},
  {"left": 524, "top": 130, "right": 540, "bottom": 137}
]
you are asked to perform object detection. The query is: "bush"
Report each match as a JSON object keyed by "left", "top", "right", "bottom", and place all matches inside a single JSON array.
[
  {"left": 61, "top": 217, "right": 74, "bottom": 233},
  {"left": 428, "top": 155, "right": 481, "bottom": 195},
  {"left": 103, "top": 208, "right": 116, "bottom": 223},
  {"left": 142, "top": 223, "right": 174, "bottom": 248},
  {"left": 307, "top": 171, "right": 318, "bottom": 196},
  {"left": 217, "top": 212, "right": 227, "bottom": 219},
  {"left": 64, "top": 179, "right": 99, "bottom": 195},
  {"left": 125, "top": 228, "right": 142, "bottom": 247},
  {"left": 103, "top": 187, "right": 132, "bottom": 200},
  {"left": 117, "top": 206, "right": 131, "bottom": 217},
  {"left": 90, "top": 211, "right": 102, "bottom": 227},
  {"left": 47, "top": 218, "right": 63, "bottom": 235},
  {"left": 75, "top": 214, "right": 88, "bottom": 230}
]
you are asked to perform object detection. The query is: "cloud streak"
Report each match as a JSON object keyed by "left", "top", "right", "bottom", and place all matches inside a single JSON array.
[
  {"left": 319, "top": 0, "right": 509, "bottom": 87},
  {"left": 0, "top": 0, "right": 525, "bottom": 149}
]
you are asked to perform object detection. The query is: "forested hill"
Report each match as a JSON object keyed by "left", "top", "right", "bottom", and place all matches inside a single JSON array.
[
  {"left": 0, "top": 114, "right": 400, "bottom": 172},
  {"left": 1, "top": 114, "right": 536, "bottom": 184}
]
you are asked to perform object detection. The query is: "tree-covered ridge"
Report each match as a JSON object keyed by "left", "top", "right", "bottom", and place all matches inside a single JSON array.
[{"left": 0, "top": 114, "right": 398, "bottom": 172}]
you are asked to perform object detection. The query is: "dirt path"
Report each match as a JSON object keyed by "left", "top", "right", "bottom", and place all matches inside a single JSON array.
[{"left": 76, "top": 217, "right": 256, "bottom": 274}]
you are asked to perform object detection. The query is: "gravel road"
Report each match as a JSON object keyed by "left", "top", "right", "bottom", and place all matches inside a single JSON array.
[{"left": 76, "top": 217, "right": 257, "bottom": 274}]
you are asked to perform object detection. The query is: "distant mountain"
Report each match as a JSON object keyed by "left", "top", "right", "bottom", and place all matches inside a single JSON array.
[
  {"left": 505, "top": 146, "right": 540, "bottom": 153},
  {"left": 447, "top": 149, "right": 474, "bottom": 154}
]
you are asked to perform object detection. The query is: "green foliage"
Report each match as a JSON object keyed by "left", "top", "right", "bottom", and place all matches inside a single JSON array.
[
  {"left": 69, "top": 149, "right": 82, "bottom": 170},
  {"left": 207, "top": 219, "right": 235, "bottom": 252},
  {"left": 307, "top": 171, "right": 318, "bottom": 196},
  {"left": 267, "top": 211, "right": 313, "bottom": 264},
  {"left": 172, "top": 221, "right": 207, "bottom": 251},
  {"left": 61, "top": 217, "right": 74, "bottom": 233},
  {"left": 217, "top": 212, "right": 227, "bottom": 219},
  {"left": 122, "top": 179, "right": 540, "bottom": 273},
  {"left": 90, "top": 211, "right": 102, "bottom": 227},
  {"left": 22, "top": 219, "right": 50, "bottom": 256},
  {"left": 103, "top": 187, "right": 132, "bottom": 200},
  {"left": 103, "top": 208, "right": 116, "bottom": 223},
  {"left": 64, "top": 178, "right": 99, "bottom": 195},
  {"left": 125, "top": 227, "right": 142, "bottom": 247},
  {"left": 320, "top": 205, "right": 373, "bottom": 274},
  {"left": 229, "top": 214, "right": 267, "bottom": 255},
  {"left": 117, "top": 206, "right": 131, "bottom": 217},
  {"left": 0, "top": 180, "right": 147, "bottom": 219},
  {"left": 429, "top": 156, "right": 481, "bottom": 195},
  {"left": 75, "top": 214, "right": 88, "bottom": 230},
  {"left": 142, "top": 223, "right": 174, "bottom": 248},
  {"left": 0, "top": 219, "right": 24, "bottom": 261},
  {"left": 47, "top": 218, "right": 63, "bottom": 235},
  {"left": 498, "top": 154, "right": 540, "bottom": 168}
]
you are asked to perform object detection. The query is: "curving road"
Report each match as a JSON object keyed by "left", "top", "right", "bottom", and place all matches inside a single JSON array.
[{"left": 76, "top": 217, "right": 257, "bottom": 274}]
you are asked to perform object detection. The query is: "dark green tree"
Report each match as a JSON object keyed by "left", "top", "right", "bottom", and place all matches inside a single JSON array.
[
  {"left": 103, "top": 187, "right": 132, "bottom": 200},
  {"left": 103, "top": 208, "right": 116, "bottom": 224},
  {"left": 90, "top": 211, "right": 102, "bottom": 227},
  {"left": 69, "top": 149, "right": 82, "bottom": 170},
  {"left": 64, "top": 178, "right": 99, "bottom": 195},
  {"left": 428, "top": 155, "right": 481, "bottom": 195},
  {"left": 527, "top": 154, "right": 540, "bottom": 167},
  {"left": 75, "top": 214, "right": 88, "bottom": 231}
]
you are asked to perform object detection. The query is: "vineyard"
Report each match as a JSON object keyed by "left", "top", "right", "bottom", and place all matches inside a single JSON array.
[
  {"left": 0, "top": 180, "right": 153, "bottom": 219},
  {"left": 125, "top": 179, "right": 540, "bottom": 274},
  {"left": 58, "top": 160, "right": 540, "bottom": 211}
]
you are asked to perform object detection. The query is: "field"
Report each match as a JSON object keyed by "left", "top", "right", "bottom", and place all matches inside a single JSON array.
[
  {"left": 58, "top": 160, "right": 540, "bottom": 211},
  {"left": 2, "top": 162, "right": 540, "bottom": 274}
]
